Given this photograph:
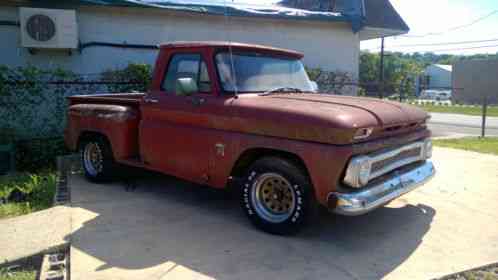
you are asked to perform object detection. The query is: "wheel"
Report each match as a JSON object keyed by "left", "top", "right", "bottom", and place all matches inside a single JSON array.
[
  {"left": 240, "top": 157, "right": 315, "bottom": 235},
  {"left": 79, "top": 136, "right": 116, "bottom": 182}
]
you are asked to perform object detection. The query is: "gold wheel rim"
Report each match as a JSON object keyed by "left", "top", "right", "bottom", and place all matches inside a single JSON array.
[
  {"left": 83, "top": 142, "right": 103, "bottom": 176},
  {"left": 252, "top": 173, "right": 296, "bottom": 223}
]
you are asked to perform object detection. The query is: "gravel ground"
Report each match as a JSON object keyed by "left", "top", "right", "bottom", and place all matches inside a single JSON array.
[{"left": 438, "top": 263, "right": 498, "bottom": 280}]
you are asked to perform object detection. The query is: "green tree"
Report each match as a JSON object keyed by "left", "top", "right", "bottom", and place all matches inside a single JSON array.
[
  {"left": 360, "top": 51, "right": 424, "bottom": 98},
  {"left": 359, "top": 52, "right": 379, "bottom": 84}
]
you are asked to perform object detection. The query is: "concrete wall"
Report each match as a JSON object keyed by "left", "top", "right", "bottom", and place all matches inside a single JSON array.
[
  {"left": 453, "top": 59, "right": 498, "bottom": 105},
  {"left": 424, "top": 65, "right": 452, "bottom": 89},
  {"left": 0, "top": 5, "right": 360, "bottom": 79}
]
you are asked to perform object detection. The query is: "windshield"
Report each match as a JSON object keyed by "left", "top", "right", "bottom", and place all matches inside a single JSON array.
[{"left": 215, "top": 52, "right": 314, "bottom": 93}]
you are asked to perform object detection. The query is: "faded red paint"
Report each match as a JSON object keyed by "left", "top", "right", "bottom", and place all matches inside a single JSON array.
[
  {"left": 65, "top": 102, "right": 140, "bottom": 160},
  {"left": 65, "top": 42, "right": 431, "bottom": 205}
]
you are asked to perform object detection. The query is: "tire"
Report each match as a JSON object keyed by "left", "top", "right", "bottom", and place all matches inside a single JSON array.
[
  {"left": 79, "top": 136, "right": 116, "bottom": 183},
  {"left": 240, "top": 157, "right": 315, "bottom": 235}
]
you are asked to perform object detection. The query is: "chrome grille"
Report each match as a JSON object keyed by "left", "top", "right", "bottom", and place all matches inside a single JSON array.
[
  {"left": 371, "top": 147, "right": 422, "bottom": 173},
  {"left": 368, "top": 141, "right": 425, "bottom": 180},
  {"left": 343, "top": 140, "right": 429, "bottom": 188}
]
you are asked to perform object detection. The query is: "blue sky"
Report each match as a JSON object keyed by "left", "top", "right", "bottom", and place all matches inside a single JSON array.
[
  {"left": 226, "top": 0, "right": 498, "bottom": 55},
  {"left": 362, "top": 0, "right": 498, "bottom": 55}
]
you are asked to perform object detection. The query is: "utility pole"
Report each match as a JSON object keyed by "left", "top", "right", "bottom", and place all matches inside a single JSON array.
[
  {"left": 379, "top": 37, "right": 385, "bottom": 99},
  {"left": 482, "top": 94, "right": 488, "bottom": 138}
]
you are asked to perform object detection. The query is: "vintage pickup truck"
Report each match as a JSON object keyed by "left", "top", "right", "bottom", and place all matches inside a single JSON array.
[{"left": 65, "top": 41, "right": 435, "bottom": 234}]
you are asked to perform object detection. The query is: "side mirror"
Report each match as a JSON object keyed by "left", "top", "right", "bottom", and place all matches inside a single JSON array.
[
  {"left": 176, "top": 77, "right": 198, "bottom": 96},
  {"left": 310, "top": 81, "right": 319, "bottom": 92}
]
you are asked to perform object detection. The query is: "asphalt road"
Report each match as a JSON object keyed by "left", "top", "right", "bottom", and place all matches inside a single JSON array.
[{"left": 428, "top": 112, "right": 498, "bottom": 137}]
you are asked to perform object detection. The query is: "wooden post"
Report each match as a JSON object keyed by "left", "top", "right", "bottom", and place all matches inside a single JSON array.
[{"left": 481, "top": 95, "right": 488, "bottom": 138}]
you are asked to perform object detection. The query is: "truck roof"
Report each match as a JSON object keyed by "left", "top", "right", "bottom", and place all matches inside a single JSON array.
[{"left": 159, "top": 41, "right": 304, "bottom": 59}]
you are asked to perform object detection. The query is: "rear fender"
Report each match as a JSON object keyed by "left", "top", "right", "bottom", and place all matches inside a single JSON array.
[{"left": 66, "top": 104, "right": 140, "bottom": 160}]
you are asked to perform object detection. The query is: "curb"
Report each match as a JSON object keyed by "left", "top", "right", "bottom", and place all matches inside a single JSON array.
[
  {"left": 39, "top": 250, "right": 69, "bottom": 280},
  {"left": 0, "top": 244, "right": 69, "bottom": 270},
  {"left": 54, "top": 154, "right": 80, "bottom": 206},
  {"left": 433, "top": 135, "right": 472, "bottom": 140}
]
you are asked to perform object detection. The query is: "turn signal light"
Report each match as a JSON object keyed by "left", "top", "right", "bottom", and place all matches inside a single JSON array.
[{"left": 353, "top": 127, "right": 374, "bottom": 140}]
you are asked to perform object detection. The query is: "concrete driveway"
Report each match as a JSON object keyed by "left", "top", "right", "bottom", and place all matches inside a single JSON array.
[{"left": 69, "top": 147, "right": 498, "bottom": 280}]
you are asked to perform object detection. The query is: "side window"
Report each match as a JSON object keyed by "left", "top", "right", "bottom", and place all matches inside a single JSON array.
[{"left": 161, "top": 54, "right": 212, "bottom": 94}]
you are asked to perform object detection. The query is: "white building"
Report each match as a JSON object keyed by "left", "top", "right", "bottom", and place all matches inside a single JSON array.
[
  {"left": 0, "top": 0, "right": 409, "bottom": 81},
  {"left": 421, "top": 64, "right": 453, "bottom": 90}
]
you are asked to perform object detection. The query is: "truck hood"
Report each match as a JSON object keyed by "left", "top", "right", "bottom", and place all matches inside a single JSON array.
[{"left": 231, "top": 94, "right": 429, "bottom": 145}]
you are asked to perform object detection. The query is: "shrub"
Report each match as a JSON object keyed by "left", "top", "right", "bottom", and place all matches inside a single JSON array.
[
  {"left": 0, "top": 65, "right": 76, "bottom": 140},
  {"left": 305, "top": 66, "right": 355, "bottom": 95},
  {"left": 0, "top": 128, "right": 16, "bottom": 145},
  {"left": 14, "top": 138, "right": 68, "bottom": 172},
  {"left": 0, "top": 172, "right": 57, "bottom": 218},
  {"left": 357, "top": 88, "right": 367, "bottom": 97},
  {"left": 102, "top": 63, "right": 152, "bottom": 92}
]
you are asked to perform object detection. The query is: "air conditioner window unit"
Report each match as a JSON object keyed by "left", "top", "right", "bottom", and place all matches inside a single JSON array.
[{"left": 20, "top": 7, "right": 78, "bottom": 49}]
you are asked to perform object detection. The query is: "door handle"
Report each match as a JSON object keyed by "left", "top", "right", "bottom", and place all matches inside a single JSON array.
[
  {"left": 144, "top": 98, "right": 158, "bottom": 104},
  {"left": 190, "top": 97, "right": 205, "bottom": 106}
]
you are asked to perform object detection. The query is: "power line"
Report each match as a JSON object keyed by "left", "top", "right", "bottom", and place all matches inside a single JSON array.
[
  {"left": 363, "top": 44, "right": 498, "bottom": 54},
  {"left": 429, "top": 44, "right": 498, "bottom": 53},
  {"left": 401, "top": 10, "right": 498, "bottom": 38},
  {"left": 368, "top": 37, "right": 498, "bottom": 50}
]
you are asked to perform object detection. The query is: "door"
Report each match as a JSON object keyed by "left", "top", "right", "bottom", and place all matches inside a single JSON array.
[{"left": 140, "top": 52, "right": 224, "bottom": 184}]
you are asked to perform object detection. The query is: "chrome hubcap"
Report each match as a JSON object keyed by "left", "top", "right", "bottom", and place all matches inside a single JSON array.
[
  {"left": 83, "top": 142, "right": 103, "bottom": 176},
  {"left": 252, "top": 173, "right": 296, "bottom": 223}
]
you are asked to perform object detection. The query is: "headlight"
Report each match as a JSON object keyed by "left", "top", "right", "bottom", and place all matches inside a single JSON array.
[
  {"left": 424, "top": 139, "right": 433, "bottom": 159},
  {"left": 344, "top": 156, "right": 371, "bottom": 188}
]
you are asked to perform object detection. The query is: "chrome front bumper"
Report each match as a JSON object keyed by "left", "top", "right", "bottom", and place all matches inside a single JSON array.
[{"left": 329, "top": 161, "right": 435, "bottom": 216}]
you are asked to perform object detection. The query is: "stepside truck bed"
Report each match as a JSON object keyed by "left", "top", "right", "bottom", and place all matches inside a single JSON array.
[{"left": 65, "top": 93, "right": 145, "bottom": 160}]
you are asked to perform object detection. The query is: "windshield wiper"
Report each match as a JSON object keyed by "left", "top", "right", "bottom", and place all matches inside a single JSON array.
[{"left": 259, "top": 87, "right": 303, "bottom": 96}]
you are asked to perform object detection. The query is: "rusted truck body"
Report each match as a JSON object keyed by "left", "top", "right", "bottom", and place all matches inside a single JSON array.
[{"left": 65, "top": 42, "right": 435, "bottom": 234}]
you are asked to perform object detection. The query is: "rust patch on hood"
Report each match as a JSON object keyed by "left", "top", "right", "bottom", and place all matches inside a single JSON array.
[
  {"left": 231, "top": 94, "right": 429, "bottom": 145},
  {"left": 270, "top": 94, "right": 429, "bottom": 127}
]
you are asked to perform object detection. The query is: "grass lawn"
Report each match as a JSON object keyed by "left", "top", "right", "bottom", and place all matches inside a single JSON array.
[
  {"left": 0, "top": 268, "right": 36, "bottom": 280},
  {"left": 414, "top": 104, "right": 498, "bottom": 117},
  {"left": 0, "top": 172, "right": 56, "bottom": 219},
  {"left": 433, "top": 137, "right": 498, "bottom": 155}
]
